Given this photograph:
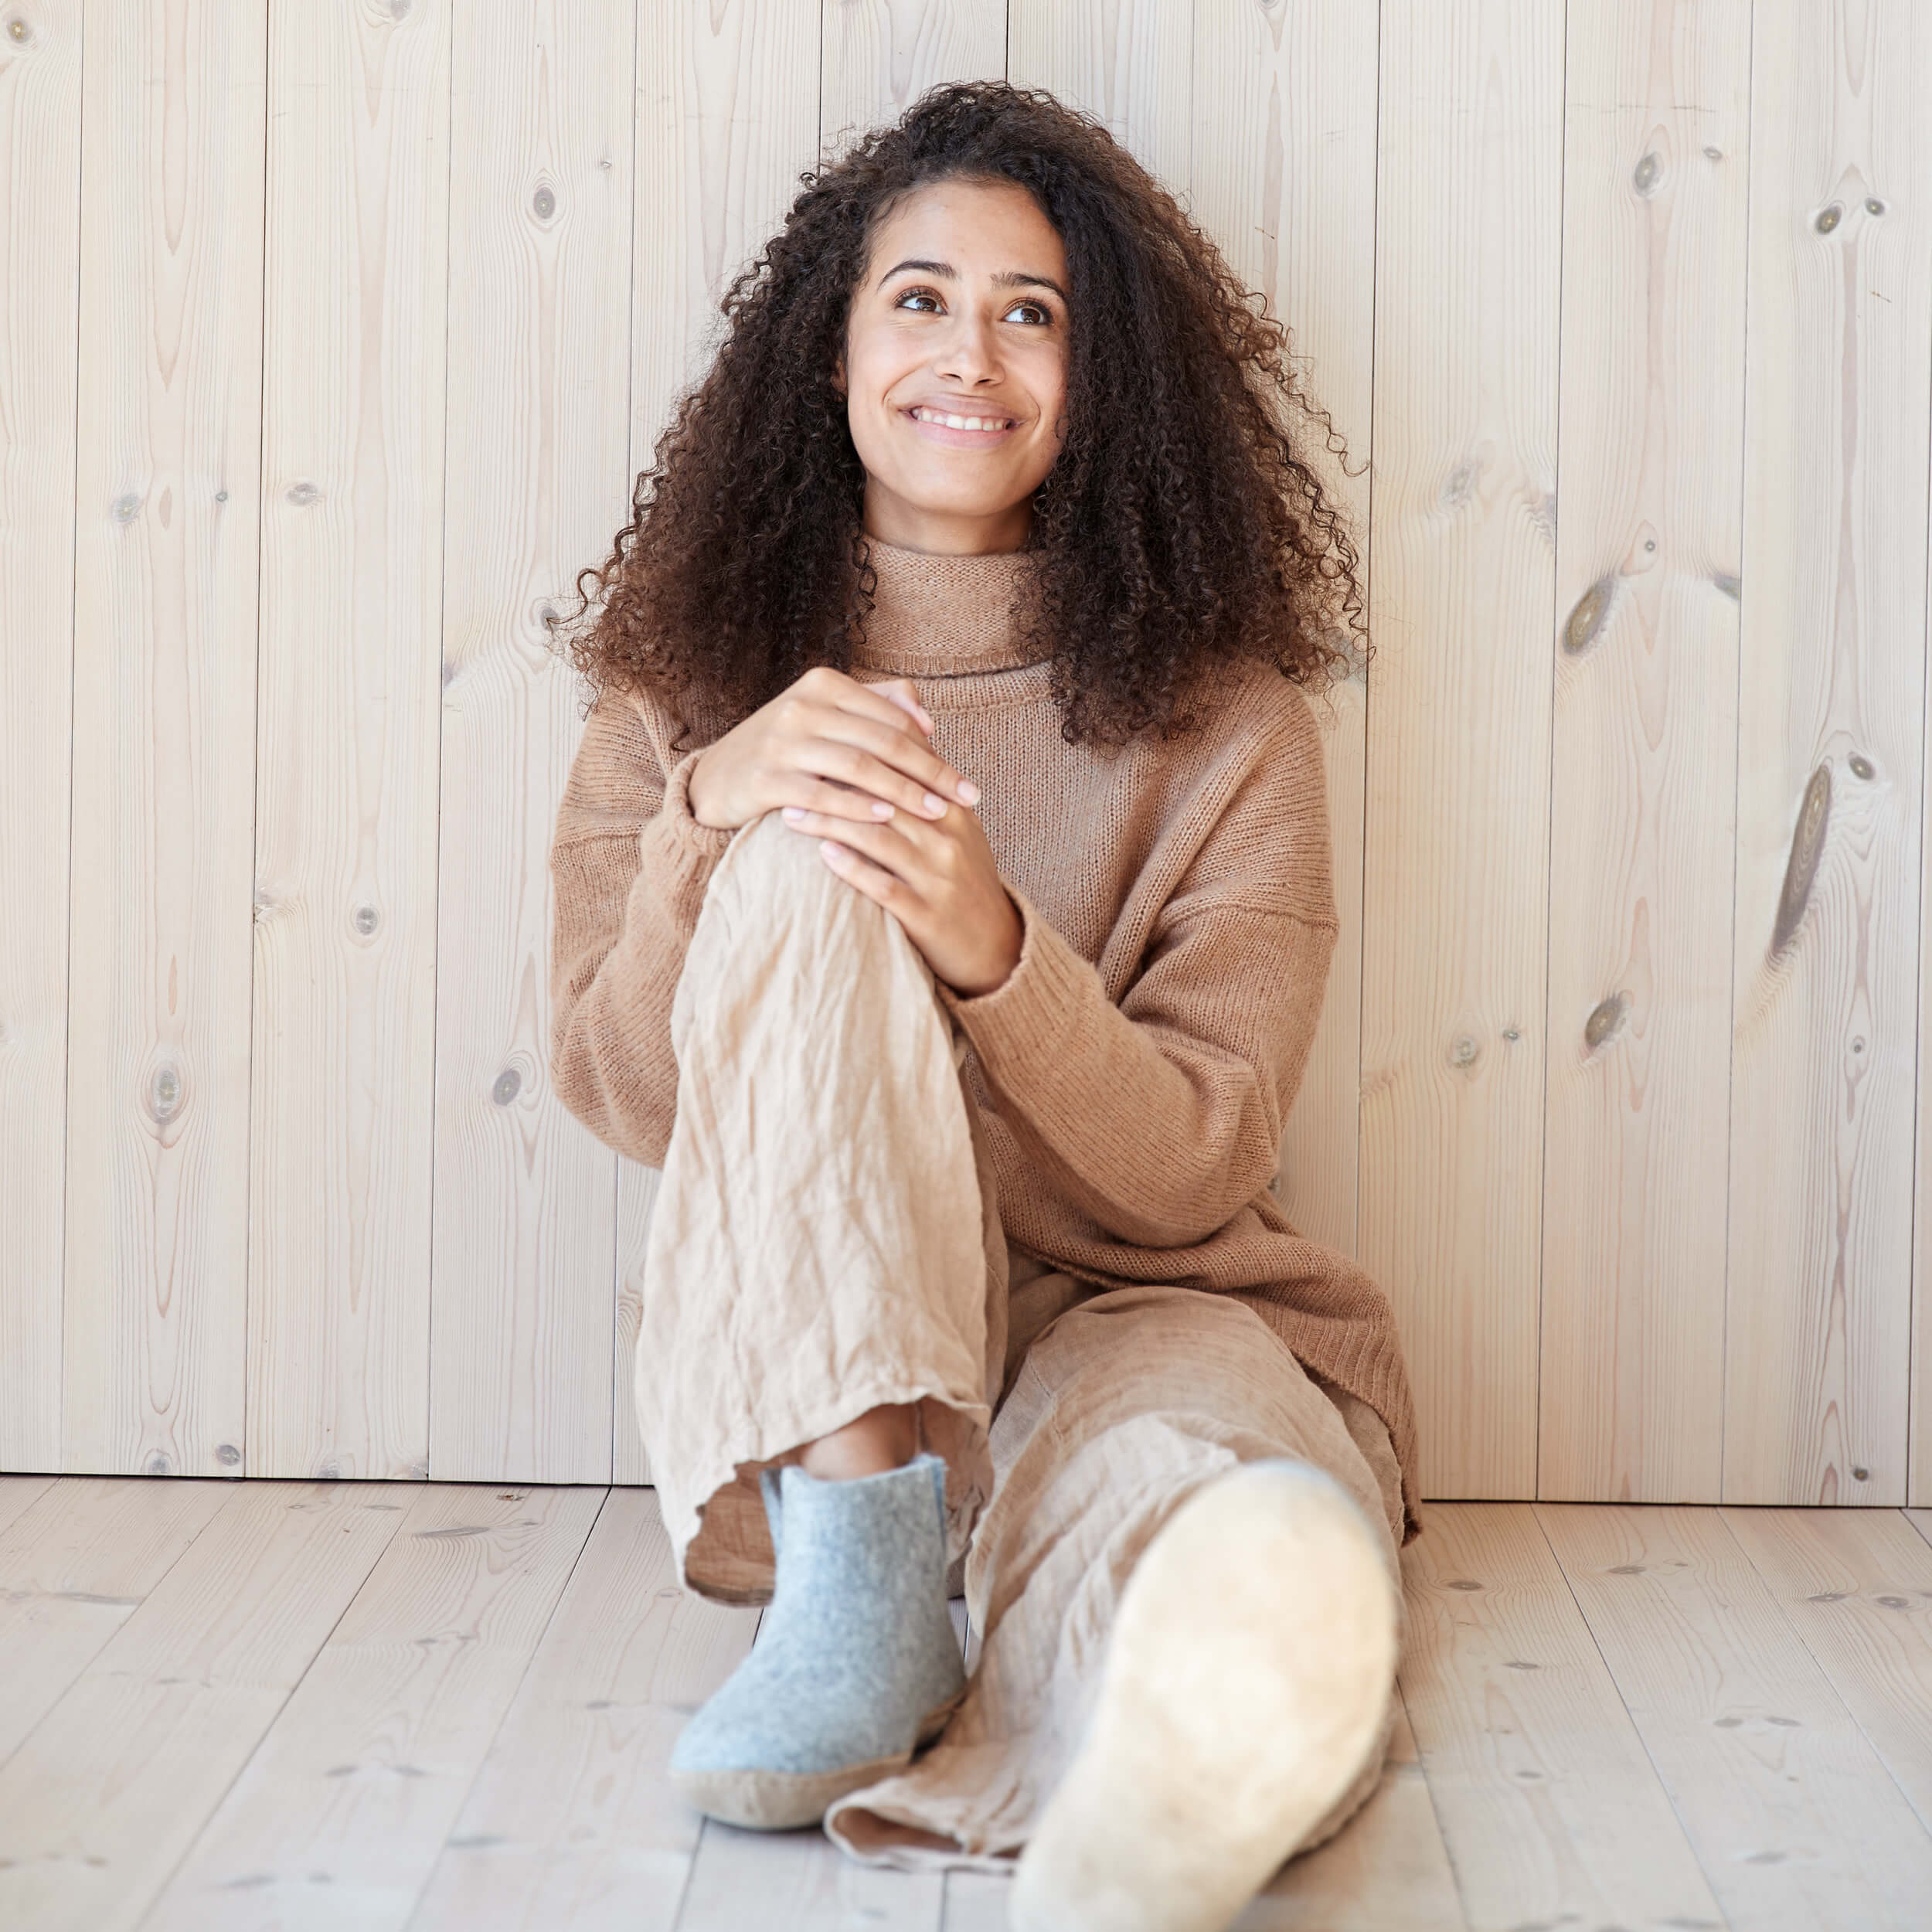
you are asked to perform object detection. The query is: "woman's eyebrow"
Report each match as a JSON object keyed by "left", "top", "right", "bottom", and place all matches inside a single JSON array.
[
  {"left": 879, "top": 257, "right": 1070, "bottom": 302},
  {"left": 993, "top": 268, "right": 1070, "bottom": 301}
]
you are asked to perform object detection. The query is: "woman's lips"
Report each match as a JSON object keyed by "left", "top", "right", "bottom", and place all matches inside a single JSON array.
[{"left": 902, "top": 404, "right": 1019, "bottom": 447}]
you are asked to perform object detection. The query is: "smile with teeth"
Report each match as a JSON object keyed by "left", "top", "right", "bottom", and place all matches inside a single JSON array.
[{"left": 909, "top": 406, "right": 1015, "bottom": 434}]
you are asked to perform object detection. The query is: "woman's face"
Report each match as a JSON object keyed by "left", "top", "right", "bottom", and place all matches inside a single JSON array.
[{"left": 836, "top": 176, "right": 1070, "bottom": 555}]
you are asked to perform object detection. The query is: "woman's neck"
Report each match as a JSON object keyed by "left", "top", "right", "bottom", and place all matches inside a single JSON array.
[{"left": 860, "top": 478, "right": 1034, "bottom": 556}]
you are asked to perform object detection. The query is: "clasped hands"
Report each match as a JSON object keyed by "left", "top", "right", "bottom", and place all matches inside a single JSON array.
[{"left": 685, "top": 664, "right": 1023, "bottom": 998}]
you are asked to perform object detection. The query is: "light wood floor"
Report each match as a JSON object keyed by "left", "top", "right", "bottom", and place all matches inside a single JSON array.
[{"left": 2, "top": 1478, "right": 1930, "bottom": 1930}]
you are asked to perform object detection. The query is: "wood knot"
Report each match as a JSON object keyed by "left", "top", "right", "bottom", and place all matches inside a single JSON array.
[
  {"left": 1563, "top": 577, "right": 1616, "bottom": 655},
  {"left": 1584, "top": 992, "right": 1628, "bottom": 1051},
  {"left": 1770, "top": 761, "right": 1831, "bottom": 956}
]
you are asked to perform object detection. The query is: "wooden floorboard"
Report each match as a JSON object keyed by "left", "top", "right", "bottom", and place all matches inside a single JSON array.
[
  {"left": 1397, "top": 1502, "right": 1726, "bottom": 1931},
  {"left": 1721, "top": 1508, "right": 1932, "bottom": 1836},
  {"left": 7, "top": 1482, "right": 1932, "bottom": 1929},
  {"left": 675, "top": 1821, "right": 945, "bottom": 1932},
  {"left": 1540, "top": 1502, "right": 1932, "bottom": 1930},
  {"left": 406, "top": 1486, "right": 760, "bottom": 1932},
  {"left": 139, "top": 1483, "right": 605, "bottom": 1931},
  {"left": 1233, "top": 1696, "right": 1465, "bottom": 1930},
  {"left": 0, "top": 1476, "right": 233, "bottom": 1764},
  {"left": 0, "top": 1474, "right": 56, "bottom": 1540},
  {"left": 0, "top": 1482, "right": 417, "bottom": 1932}
]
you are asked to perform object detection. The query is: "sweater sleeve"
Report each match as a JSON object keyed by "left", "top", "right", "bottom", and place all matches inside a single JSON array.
[
  {"left": 934, "top": 697, "right": 1339, "bottom": 1249},
  {"left": 547, "top": 689, "right": 736, "bottom": 1168}
]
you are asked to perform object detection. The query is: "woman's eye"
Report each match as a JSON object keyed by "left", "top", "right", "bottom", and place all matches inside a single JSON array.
[
  {"left": 1005, "top": 301, "right": 1052, "bottom": 326},
  {"left": 895, "top": 288, "right": 942, "bottom": 313}
]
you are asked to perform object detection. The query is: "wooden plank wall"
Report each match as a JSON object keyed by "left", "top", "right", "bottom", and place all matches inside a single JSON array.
[{"left": 4, "top": 0, "right": 1930, "bottom": 1509}]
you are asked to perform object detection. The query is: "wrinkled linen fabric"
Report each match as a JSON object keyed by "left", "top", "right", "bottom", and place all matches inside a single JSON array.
[
  {"left": 638, "top": 808, "right": 1405, "bottom": 1870},
  {"left": 548, "top": 535, "right": 1423, "bottom": 1542}
]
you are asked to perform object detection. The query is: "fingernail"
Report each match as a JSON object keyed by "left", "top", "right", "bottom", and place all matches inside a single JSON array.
[
  {"left": 871, "top": 800, "right": 893, "bottom": 818},
  {"left": 820, "top": 840, "right": 843, "bottom": 859},
  {"left": 957, "top": 779, "right": 981, "bottom": 805},
  {"left": 782, "top": 806, "right": 804, "bottom": 821},
  {"left": 923, "top": 792, "right": 947, "bottom": 815}
]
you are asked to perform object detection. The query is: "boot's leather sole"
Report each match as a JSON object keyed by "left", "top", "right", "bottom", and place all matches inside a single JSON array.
[{"left": 671, "top": 1685, "right": 968, "bottom": 1832}]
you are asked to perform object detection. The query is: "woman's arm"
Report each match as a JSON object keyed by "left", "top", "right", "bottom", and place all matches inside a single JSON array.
[
  {"left": 934, "top": 699, "right": 1340, "bottom": 1249},
  {"left": 548, "top": 690, "right": 735, "bottom": 1168}
]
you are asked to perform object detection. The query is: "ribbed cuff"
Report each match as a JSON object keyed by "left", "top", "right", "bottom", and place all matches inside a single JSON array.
[
  {"left": 934, "top": 882, "right": 1092, "bottom": 1078},
  {"left": 638, "top": 746, "right": 737, "bottom": 937}
]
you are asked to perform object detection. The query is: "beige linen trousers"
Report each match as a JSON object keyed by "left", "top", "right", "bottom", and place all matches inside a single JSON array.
[{"left": 636, "top": 808, "right": 1406, "bottom": 1872}]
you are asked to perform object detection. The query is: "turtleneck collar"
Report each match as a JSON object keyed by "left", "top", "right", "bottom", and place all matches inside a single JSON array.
[{"left": 848, "top": 533, "right": 1052, "bottom": 676}]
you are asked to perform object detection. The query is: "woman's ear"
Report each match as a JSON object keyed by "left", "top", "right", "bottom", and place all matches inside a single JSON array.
[{"left": 830, "top": 353, "right": 847, "bottom": 400}]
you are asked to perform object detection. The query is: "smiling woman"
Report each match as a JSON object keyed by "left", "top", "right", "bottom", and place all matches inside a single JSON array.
[
  {"left": 544, "top": 78, "right": 1416, "bottom": 1932},
  {"left": 834, "top": 178, "right": 1070, "bottom": 555},
  {"left": 553, "top": 80, "right": 1369, "bottom": 752}
]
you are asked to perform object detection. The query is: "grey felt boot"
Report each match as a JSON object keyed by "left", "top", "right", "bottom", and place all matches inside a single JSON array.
[{"left": 668, "top": 1453, "right": 968, "bottom": 1830}]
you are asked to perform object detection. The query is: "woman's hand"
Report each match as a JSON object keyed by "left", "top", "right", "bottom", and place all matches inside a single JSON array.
[{"left": 686, "top": 664, "right": 1022, "bottom": 998}]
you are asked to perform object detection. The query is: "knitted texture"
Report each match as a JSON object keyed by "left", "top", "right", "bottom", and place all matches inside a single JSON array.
[
  {"left": 669, "top": 1454, "right": 966, "bottom": 1784},
  {"left": 548, "top": 535, "right": 1423, "bottom": 1540}
]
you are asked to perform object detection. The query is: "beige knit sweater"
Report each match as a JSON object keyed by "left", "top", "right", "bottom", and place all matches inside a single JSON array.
[{"left": 549, "top": 535, "right": 1421, "bottom": 1541}]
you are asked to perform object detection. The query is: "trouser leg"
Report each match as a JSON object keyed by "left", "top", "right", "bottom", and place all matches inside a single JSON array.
[
  {"left": 825, "top": 1284, "right": 1404, "bottom": 1869},
  {"left": 638, "top": 809, "right": 1009, "bottom": 1602}
]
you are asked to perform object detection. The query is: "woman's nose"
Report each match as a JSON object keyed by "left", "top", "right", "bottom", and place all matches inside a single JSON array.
[{"left": 934, "top": 308, "right": 1000, "bottom": 385}]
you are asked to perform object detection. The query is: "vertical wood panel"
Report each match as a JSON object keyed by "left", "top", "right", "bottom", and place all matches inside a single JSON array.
[
  {"left": 249, "top": 0, "right": 453, "bottom": 1479},
  {"left": 1920, "top": 682, "right": 1932, "bottom": 1505},
  {"left": 1190, "top": 0, "right": 1378, "bottom": 1261},
  {"left": 428, "top": 1, "right": 635, "bottom": 1484},
  {"left": 821, "top": 0, "right": 1005, "bottom": 160},
  {"left": 1723, "top": 0, "right": 1932, "bottom": 1505},
  {"left": 1360, "top": 0, "right": 1566, "bottom": 1498},
  {"left": 1006, "top": 0, "right": 1192, "bottom": 195},
  {"left": 1535, "top": 2, "right": 1752, "bottom": 1502},
  {"left": 63, "top": 0, "right": 266, "bottom": 1479},
  {"left": 615, "top": 0, "right": 822, "bottom": 1484},
  {"left": 0, "top": 0, "right": 82, "bottom": 1471}
]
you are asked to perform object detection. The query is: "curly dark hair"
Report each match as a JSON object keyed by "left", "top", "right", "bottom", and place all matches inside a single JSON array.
[{"left": 554, "top": 79, "right": 1370, "bottom": 750}]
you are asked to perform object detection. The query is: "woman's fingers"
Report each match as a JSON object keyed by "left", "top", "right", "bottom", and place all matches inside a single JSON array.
[{"left": 786, "top": 728, "right": 971, "bottom": 820}]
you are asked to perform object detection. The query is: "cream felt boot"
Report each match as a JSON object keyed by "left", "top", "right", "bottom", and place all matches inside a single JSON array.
[{"left": 1008, "top": 1460, "right": 1398, "bottom": 1932}]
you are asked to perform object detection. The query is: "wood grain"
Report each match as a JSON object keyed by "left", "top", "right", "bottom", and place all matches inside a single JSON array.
[
  {"left": 428, "top": 0, "right": 635, "bottom": 1485},
  {"left": 62, "top": 0, "right": 265, "bottom": 1481},
  {"left": 1359, "top": 1, "right": 1565, "bottom": 1497},
  {"left": 141, "top": 1482, "right": 603, "bottom": 1930},
  {"left": 941, "top": 1869, "right": 1014, "bottom": 1931},
  {"left": 0, "top": 1475, "right": 230, "bottom": 1764},
  {"left": 1007, "top": 0, "right": 1192, "bottom": 194},
  {"left": 410, "top": 1486, "right": 760, "bottom": 1931},
  {"left": 0, "top": 0, "right": 81, "bottom": 1475},
  {"left": 247, "top": 0, "right": 453, "bottom": 1480},
  {"left": 0, "top": 1481, "right": 413, "bottom": 1932},
  {"left": 1398, "top": 1503, "right": 1723, "bottom": 1928},
  {"left": 1722, "top": 0, "right": 1932, "bottom": 1505},
  {"left": 675, "top": 1819, "right": 944, "bottom": 1932},
  {"left": 616, "top": 0, "right": 821, "bottom": 1487},
  {"left": 821, "top": 0, "right": 1005, "bottom": 162},
  {"left": 1534, "top": 0, "right": 1751, "bottom": 1505},
  {"left": 1543, "top": 1502, "right": 1932, "bottom": 1928},
  {"left": 0, "top": 1475, "right": 53, "bottom": 1542},
  {"left": 1723, "top": 1506, "right": 1932, "bottom": 1835},
  {"left": 1189, "top": 0, "right": 1379, "bottom": 1263},
  {"left": 1236, "top": 1696, "right": 1465, "bottom": 1930}
]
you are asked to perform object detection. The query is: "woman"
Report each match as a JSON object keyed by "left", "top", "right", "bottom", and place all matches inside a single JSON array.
[{"left": 548, "top": 80, "right": 1420, "bottom": 1932}]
